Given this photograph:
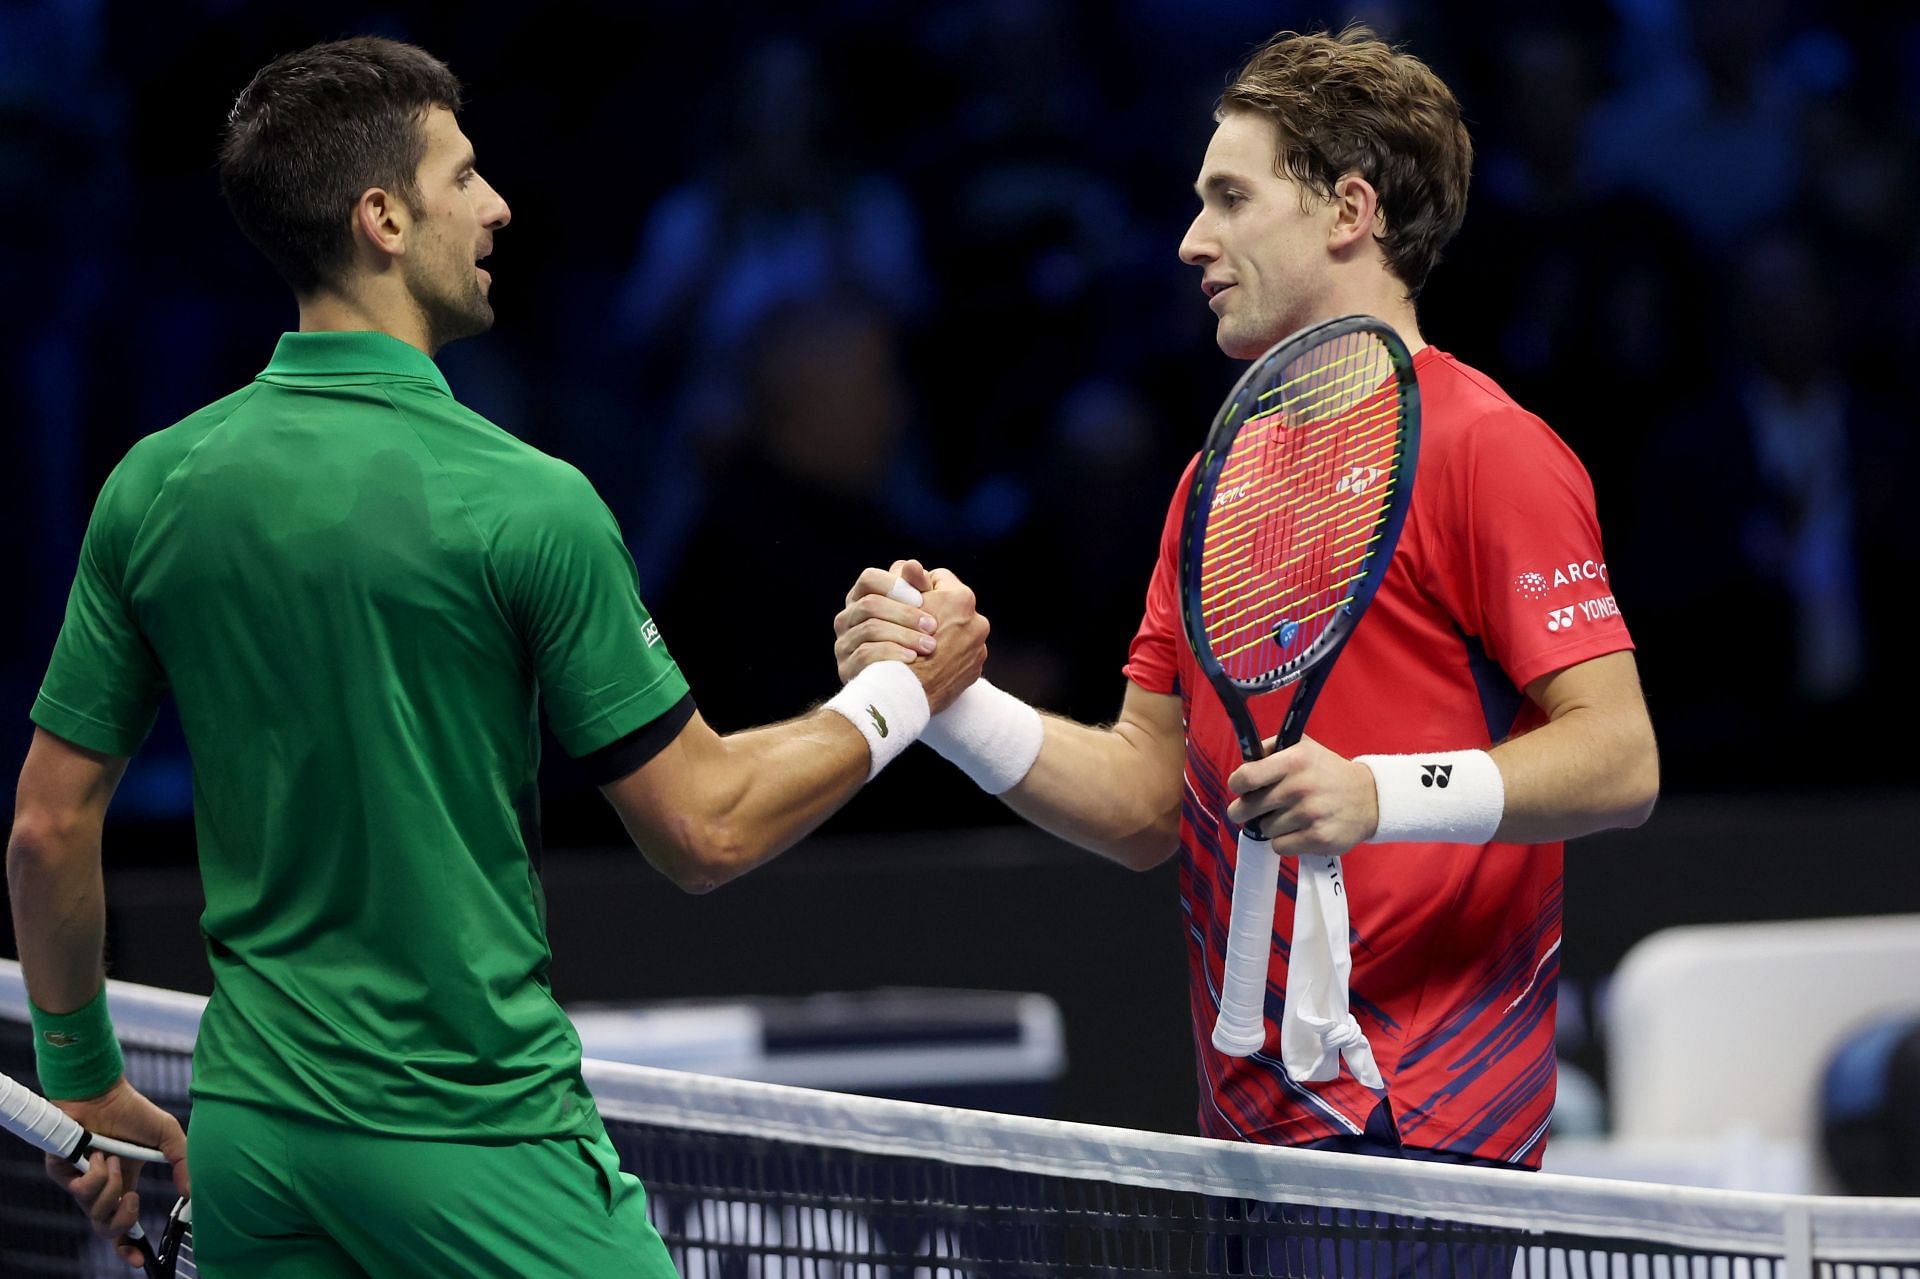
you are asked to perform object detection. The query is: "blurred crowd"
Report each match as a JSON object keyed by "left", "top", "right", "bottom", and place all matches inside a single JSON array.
[{"left": 3, "top": 0, "right": 1916, "bottom": 852}]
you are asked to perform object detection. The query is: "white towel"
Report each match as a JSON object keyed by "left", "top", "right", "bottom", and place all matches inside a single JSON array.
[{"left": 1281, "top": 854, "right": 1384, "bottom": 1088}]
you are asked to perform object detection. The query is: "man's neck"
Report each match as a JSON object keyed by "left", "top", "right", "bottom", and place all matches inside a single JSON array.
[{"left": 296, "top": 287, "right": 435, "bottom": 357}]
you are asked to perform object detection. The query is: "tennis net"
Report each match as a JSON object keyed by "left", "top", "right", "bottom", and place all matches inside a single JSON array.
[{"left": 5, "top": 961, "right": 1918, "bottom": 1278}]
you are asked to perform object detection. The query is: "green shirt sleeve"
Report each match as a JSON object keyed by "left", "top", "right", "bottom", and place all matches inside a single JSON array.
[
  {"left": 495, "top": 462, "right": 689, "bottom": 757},
  {"left": 31, "top": 457, "right": 167, "bottom": 756}
]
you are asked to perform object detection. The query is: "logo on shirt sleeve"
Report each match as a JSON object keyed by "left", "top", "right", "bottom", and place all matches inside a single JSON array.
[
  {"left": 1512, "top": 572, "right": 1551, "bottom": 600},
  {"left": 1546, "top": 607, "right": 1575, "bottom": 632},
  {"left": 641, "top": 619, "right": 662, "bottom": 648},
  {"left": 1516, "top": 561, "right": 1610, "bottom": 596}
]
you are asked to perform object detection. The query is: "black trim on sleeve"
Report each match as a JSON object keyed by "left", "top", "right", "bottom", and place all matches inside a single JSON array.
[{"left": 576, "top": 692, "right": 697, "bottom": 786}]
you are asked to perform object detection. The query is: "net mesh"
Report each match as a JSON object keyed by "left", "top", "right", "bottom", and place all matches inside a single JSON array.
[
  {"left": 1196, "top": 328, "right": 1408, "bottom": 687},
  {"left": 5, "top": 964, "right": 1919, "bottom": 1279}
]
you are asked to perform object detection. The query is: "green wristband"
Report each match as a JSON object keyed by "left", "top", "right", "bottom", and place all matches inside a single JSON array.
[{"left": 29, "top": 985, "right": 125, "bottom": 1100}]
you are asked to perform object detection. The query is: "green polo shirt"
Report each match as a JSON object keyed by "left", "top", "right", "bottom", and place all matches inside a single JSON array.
[{"left": 33, "top": 330, "right": 689, "bottom": 1138}]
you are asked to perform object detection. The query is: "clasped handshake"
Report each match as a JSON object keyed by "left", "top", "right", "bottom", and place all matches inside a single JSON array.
[{"left": 831, "top": 559, "right": 988, "bottom": 714}]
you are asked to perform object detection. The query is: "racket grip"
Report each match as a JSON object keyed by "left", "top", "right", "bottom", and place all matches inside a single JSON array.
[
  {"left": 0, "top": 1070, "right": 86, "bottom": 1159},
  {"left": 1211, "top": 830, "right": 1280, "bottom": 1057}
]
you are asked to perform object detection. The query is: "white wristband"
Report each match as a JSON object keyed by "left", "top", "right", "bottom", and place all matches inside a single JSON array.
[
  {"left": 1356, "top": 749, "right": 1505, "bottom": 844},
  {"left": 920, "top": 679, "right": 1045, "bottom": 795},
  {"left": 824, "top": 661, "right": 931, "bottom": 780}
]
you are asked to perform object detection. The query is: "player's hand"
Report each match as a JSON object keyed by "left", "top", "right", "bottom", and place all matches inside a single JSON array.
[
  {"left": 46, "top": 1078, "right": 189, "bottom": 1268},
  {"left": 1225, "top": 734, "right": 1378, "bottom": 859},
  {"left": 834, "top": 559, "right": 939, "bottom": 683},
  {"left": 906, "top": 568, "right": 989, "bottom": 714}
]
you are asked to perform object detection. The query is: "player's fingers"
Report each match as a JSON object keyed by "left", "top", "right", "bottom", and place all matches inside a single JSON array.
[
  {"left": 845, "top": 566, "right": 901, "bottom": 608},
  {"left": 1226, "top": 755, "right": 1288, "bottom": 797},
  {"left": 843, "top": 617, "right": 936, "bottom": 656},
  {"left": 1268, "top": 828, "right": 1355, "bottom": 861},
  {"left": 925, "top": 568, "right": 976, "bottom": 607},
  {"left": 835, "top": 596, "right": 936, "bottom": 638},
  {"left": 856, "top": 641, "right": 919, "bottom": 669},
  {"left": 44, "top": 1152, "right": 88, "bottom": 1193},
  {"left": 85, "top": 1156, "right": 127, "bottom": 1229},
  {"left": 838, "top": 640, "right": 918, "bottom": 683},
  {"left": 894, "top": 559, "right": 933, "bottom": 592},
  {"left": 100, "top": 1186, "right": 141, "bottom": 1241}
]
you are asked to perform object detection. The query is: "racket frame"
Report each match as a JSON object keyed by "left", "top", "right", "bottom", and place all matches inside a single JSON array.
[{"left": 1178, "top": 314, "right": 1421, "bottom": 783}]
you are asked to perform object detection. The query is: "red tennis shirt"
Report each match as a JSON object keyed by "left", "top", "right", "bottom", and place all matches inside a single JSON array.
[{"left": 1125, "top": 346, "right": 1634, "bottom": 1167}]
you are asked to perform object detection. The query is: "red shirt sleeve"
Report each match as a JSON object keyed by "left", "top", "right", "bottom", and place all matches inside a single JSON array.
[
  {"left": 1122, "top": 456, "right": 1199, "bottom": 694},
  {"left": 1419, "top": 405, "right": 1634, "bottom": 691}
]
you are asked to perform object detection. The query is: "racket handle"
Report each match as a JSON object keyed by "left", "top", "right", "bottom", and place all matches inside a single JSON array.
[
  {"left": 0, "top": 1069, "right": 86, "bottom": 1160},
  {"left": 1211, "top": 830, "right": 1280, "bottom": 1056}
]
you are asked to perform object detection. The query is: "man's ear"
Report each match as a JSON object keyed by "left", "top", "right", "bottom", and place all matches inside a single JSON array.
[
  {"left": 353, "top": 186, "right": 411, "bottom": 261},
  {"left": 1327, "top": 172, "right": 1382, "bottom": 256}
]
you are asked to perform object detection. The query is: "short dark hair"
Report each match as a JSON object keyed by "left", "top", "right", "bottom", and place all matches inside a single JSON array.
[
  {"left": 1220, "top": 25, "right": 1472, "bottom": 297},
  {"left": 219, "top": 37, "right": 464, "bottom": 295}
]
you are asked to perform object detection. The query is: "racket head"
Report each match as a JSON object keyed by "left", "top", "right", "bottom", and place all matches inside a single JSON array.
[{"left": 1179, "top": 315, "right": 1420, "bottom": 757}]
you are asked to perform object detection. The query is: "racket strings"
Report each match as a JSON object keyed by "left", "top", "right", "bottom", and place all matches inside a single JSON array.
[
  {"left": 1203, "top": 509, "right": 1397, "bottom": 638},
  {"left": 1197, "top": 411, "right": 1401, "bottom": 579},
  {"left": 1195, "top": 333, "right": 1408, "bottom": 684},
  {"left": 1198, "top": 365, "right": 1402, "bottom": 559}
]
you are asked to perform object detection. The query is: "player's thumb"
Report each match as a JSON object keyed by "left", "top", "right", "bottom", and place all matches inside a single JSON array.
[
  {"left": 160, "top": 1116, "right": 190, "bottom": 1197},
  {"left": 890, "top": 559, "right": 933, "bottom": 592}
]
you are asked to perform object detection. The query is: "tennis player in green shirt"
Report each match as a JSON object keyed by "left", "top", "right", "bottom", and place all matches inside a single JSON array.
[{"left": 7, "top": 36, "right": 985, "bottom": 1276}]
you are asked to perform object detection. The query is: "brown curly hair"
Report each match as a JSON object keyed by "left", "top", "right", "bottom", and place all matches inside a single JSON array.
[{"left": 1220, "top": 25, "right": 1472, "bottom": 298}]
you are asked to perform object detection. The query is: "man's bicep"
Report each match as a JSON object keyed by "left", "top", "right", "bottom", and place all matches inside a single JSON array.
[
  {"left": 1113, "top": 681, "right": 1187, "bottom": 811},
  {"left": 597, "top": 708, "right": 725, "bottom": 872},
  {"left": 13, "top": 729, "right": 131, "bottom": 834},
  {"left": 1523, "top": 650, "right": 1650, "bottom": 724}
]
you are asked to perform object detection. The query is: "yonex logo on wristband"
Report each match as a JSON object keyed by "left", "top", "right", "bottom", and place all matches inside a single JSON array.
[
  {"left": 868, "top": 706, "right": 889, "bottom": 738},
  {"left": 1420, "top": 764, "right": 1452, "bottom": 788},
  {"left": 42, "top": 1031, "right": 82, "bottom": 1048}
]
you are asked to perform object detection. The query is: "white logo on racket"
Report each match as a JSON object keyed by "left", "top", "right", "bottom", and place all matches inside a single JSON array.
[
  {"left": 1335, "top": 465, "right": 1381, "bottom": 495},
  {"left": 1545, "top": 606, "right": 1575, "bottom": 632},
  {"left": 1212, "top": 481, "right": 1252, "bottom": 510}
]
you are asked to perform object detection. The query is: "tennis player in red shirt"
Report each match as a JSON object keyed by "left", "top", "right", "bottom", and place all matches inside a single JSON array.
[{"left": 836, "top": 26, "right": 1657, "bottom": 1169}]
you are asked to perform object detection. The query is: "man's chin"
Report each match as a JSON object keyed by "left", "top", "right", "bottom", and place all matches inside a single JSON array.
[{"left": 1215, "top": 324, "right": 1272, "bottom": 362}]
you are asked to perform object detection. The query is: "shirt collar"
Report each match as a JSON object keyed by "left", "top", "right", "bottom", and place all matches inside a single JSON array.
[{"left": 259, "top": 331, "right": 452, "bottom": 397}]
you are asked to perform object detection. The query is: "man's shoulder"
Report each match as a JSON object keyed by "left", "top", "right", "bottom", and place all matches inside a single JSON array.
[
  {"left": 107, "top": 384, "right": 265, "bottom": 500},
  {"left": 1417, "top": 349, "right": 1542, "bottom": 434},
  {"left": 381, "top": 385, "right": 598, "bottom": 500},
  {"left": 1415, "top": 349, "right": 1577, "bottom": 472}
]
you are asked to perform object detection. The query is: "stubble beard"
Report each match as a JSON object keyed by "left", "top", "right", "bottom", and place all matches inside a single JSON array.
[{"left": 411, "top": 251, "right": 495, "bottom": 352}]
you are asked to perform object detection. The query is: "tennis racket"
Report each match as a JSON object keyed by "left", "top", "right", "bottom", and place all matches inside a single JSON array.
[
  {"left": 0, "top": 1068, "right": 194, "bottom": 1277},
  {"left": 1178, "top": 314, "right": 1419, "bottom": 1061}
]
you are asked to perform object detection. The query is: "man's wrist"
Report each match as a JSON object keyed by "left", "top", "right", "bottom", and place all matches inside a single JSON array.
[
  {"left": 1355, "top": 749, "right": 1505, "bottom": 844},
  {"left": 823, "top": 661, "right": 932, "bottom": 780},
  {"left": 921, "top": 679, "right": 1044, "bottom": 795},
  {"left": 29, "top": 984, "right": 126, "bottom": 1100}
]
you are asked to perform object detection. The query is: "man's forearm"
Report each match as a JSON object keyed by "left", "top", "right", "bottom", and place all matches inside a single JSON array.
[
  {"left": 1000, "top": 715, "right": 1183, "bottom": 870},
  {"left": 1488, "top": 701, "right": 1659, "bottom": 843},
  {"left": 1470, "top": 652, "right": 1660, "bottom": 845},
  {"left": 7, "top": 823, "right": 109, "bottom": 1013}
]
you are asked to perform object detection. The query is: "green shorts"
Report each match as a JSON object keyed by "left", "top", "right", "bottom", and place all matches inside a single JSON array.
[{"left": 187, "top": 1097, "right": 678, "bottom": 1278}]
